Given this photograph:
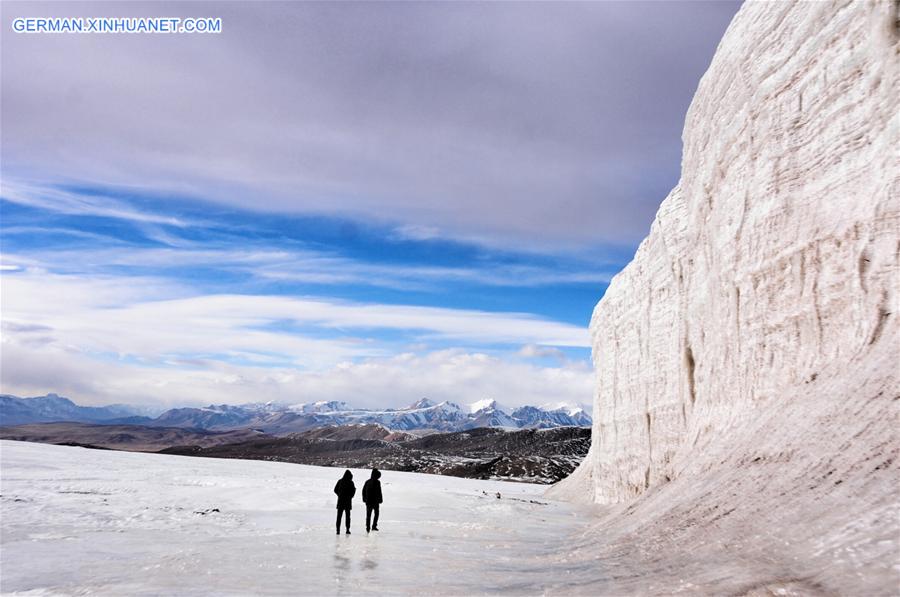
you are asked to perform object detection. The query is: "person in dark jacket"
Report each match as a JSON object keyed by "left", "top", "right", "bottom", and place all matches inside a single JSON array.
[
  {"left": 362, "top": 468, "right": 383, "bottom": 533},
  {"left": 334, "top": 470, "right": 355, "bottom": 534}
]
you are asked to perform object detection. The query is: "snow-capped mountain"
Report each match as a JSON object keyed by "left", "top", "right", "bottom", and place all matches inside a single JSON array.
[
  {"left": 408, "top": 398, "right": 437, "bottom": 410},
  {"left": 468, "top": 398, "right": 508, "bottom": 414},
  {"left": 511, "top": 405, "right": 592, "bottom": 429},
  {"left": 144, "top": 398, "right": 590, "bottom": 433},
  {"left": 288, "top": 400, "right": 352, "bottom": 414},
  {"left": 0, "top": 394, "right": 591, "bottom": 433},
  {"left": 377, "top": 399, "right": 466, "bottom": 431},
  {"left": 465, "top": 399, "right": 519, "bottom": 429},
  {"left": 151, "top": 404, "right": 258, "bottom": 430}
]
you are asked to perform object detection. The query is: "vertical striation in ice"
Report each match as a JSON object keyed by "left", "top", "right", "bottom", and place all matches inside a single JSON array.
[{"left": 553, "top": 0, "right": 899, "bottom": 549}]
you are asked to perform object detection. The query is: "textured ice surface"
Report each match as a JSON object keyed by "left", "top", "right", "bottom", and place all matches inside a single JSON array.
[
  {"left": 1, "top": 441, "right": 600, "bottom": 596},
  {"left": 551, "top": 1, "right": 899, "bottom": 594}
]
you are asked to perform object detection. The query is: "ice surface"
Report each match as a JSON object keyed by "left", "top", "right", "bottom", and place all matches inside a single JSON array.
[
  {"left": 1, "top": 441, "right": 602, "bottom": 596},
  {"left": 562, "top": 0, "right": 899, "bottom": 511},
  {"left": 551, "top": 1, "right": 899, "bottom": 594}
]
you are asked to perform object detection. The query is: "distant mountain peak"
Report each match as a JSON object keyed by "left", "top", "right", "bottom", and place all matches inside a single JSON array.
[
  {"left": 539, "top": 401, "right": 588, "bottom": 416},
  {"left": 468, "top": 399, "right": 507, "bottom": 414},
  {"left": 409, "top": 398, "right": 436, "bottom": 410},
  {"left": 1, "top": 394, "right": 591, "bottom": 433},
  {"left": 30, "top": 393, "right": 73, "bottom": 404},
  {"left": 289, "top": 400, "right": 352, "bottom": 414}
]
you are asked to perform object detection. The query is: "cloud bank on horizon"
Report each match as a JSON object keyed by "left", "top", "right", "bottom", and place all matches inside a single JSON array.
[{"left": 0, "top": 1, "right": 740, "bottom": 409}]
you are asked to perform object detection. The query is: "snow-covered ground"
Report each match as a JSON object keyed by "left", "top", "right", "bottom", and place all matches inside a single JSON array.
[{"left": 1, "top": 441, "right": 597, "bottom": 596}]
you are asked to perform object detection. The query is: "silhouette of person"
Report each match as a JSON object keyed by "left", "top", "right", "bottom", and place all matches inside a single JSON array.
[
  {"left": 334, "top": 470, "right": 355, "bottom": 534},
  {"left": 362, "top": 468, "right": 383, "bottom": 533}
]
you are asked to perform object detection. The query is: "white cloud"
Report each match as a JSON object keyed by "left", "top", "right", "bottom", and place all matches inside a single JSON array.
[
  {"left": 1, "top": 2, "right": 739, "bottom": 249},
  {"left": 518, "top": 343, "right": 568, "bottom": 362},
  {"left": 2, "top": 271, "right": 588, "bottom": 349},
  {"left": 0, "top": 341, "right": 593, "bottom": 410},
  {"left": 0, "top": 269, "right": 591, "bottom": 407},
  {"left": 282, "top": 350, "right": 595, "bottom": 410},
  {"left": 2, "top": 242, "right": 616, "bottom": 291},
  {"left": 1, "top": 179, "right": 187, "bottom": 227}
]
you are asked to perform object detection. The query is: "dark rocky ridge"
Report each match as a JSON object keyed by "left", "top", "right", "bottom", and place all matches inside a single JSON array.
[
  {"left": 160, "top": 424, "right": 591, "bottom": 484},
  {"left": 1, "top": 419, "right": 590, "bottom": 484}
]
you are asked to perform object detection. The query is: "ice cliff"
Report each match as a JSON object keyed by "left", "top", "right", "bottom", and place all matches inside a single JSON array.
[{"left": 551, "top": 1, "right": 898, "bottom": 593}]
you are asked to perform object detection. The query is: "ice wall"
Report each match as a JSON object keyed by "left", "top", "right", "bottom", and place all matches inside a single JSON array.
[
  {"left": 550, "top": 2, "right": 898, "bottom": 591},
  {"left": 555, "top": 0, "right": 898, "bottom": 506}
]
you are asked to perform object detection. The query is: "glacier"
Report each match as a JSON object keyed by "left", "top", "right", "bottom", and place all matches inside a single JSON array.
[
  {"left": 0, "top": 440, "right": 597, "bottom": 595},
  {"left": 2, "top": 2, "right": 897, "bottom": 595},
  {"left": 551, "top": 0, "right": 899, "bottom": 594}
]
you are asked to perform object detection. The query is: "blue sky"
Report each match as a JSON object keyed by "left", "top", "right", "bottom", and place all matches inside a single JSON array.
[{"left": 0, "top": 1, "right": 740, "bottom": 409}]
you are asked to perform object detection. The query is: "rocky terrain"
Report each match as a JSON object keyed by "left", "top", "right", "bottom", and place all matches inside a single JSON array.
[
  {"left": 551, "top": 1, "right": 899, "bottom": 594},
  {"left": 0, "top": 394, "right": 593, "bottom": 484},
  {"left": 161, "top": 424, "right": 590, "bottom": 484},
  {"left": 0, "top": 421, "right": 589, "bottom": 484}
]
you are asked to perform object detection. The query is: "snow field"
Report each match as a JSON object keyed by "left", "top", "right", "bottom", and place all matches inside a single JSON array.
[{"left": 1, "top": 441, "right": 596, "bottom": 596}]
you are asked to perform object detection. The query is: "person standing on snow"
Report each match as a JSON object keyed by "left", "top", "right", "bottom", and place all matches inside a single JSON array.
[
  {"left": 334, "top": 470, "right": 355, "bottom": 535},
  {"left": 362, "top": 468, "right": 383, "bottom": 533}
]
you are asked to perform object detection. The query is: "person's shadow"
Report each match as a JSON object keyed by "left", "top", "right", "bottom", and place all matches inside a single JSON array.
[
  {"left": 361, "top": 539, "right": 379, "bottom": 571},
  {"left": 333, "top": 536, "right": 351, "bottom": 572}
]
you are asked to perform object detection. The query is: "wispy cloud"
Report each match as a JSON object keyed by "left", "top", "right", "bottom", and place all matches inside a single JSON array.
[
  {"left": 1, "top": 242, "right": 617, "bottom": 291},
  {"left": 2, "top": 269, "right": 588, "bottom": 369},
  {"left": 1, "top": 179, "right": 187, "bottom": 227},
  {"left": 1, "top": 268, "right": 592, "bottom": 407},
  {"left": 390, "top": 225, "right": 442, "bottom": 242},
  {"left": 1, "top": 180, "right": 601, "bottom": 407},
  {"left": 0, "top": 1, "right": 740, "bottom": 408},
  {"left": 518, "top": 343, "right": 568, "bottom": 363},
  {"left": 1, "top": 1, "right": 739, "bottom": 249}
]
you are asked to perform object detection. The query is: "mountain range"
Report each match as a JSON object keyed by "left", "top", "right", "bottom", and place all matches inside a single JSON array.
[
  {"left": 0, "top": 394, "right": 157, "bottom": 427},
  {"left": 0, "top": 394, "right": 591, "bottom": 434}
]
